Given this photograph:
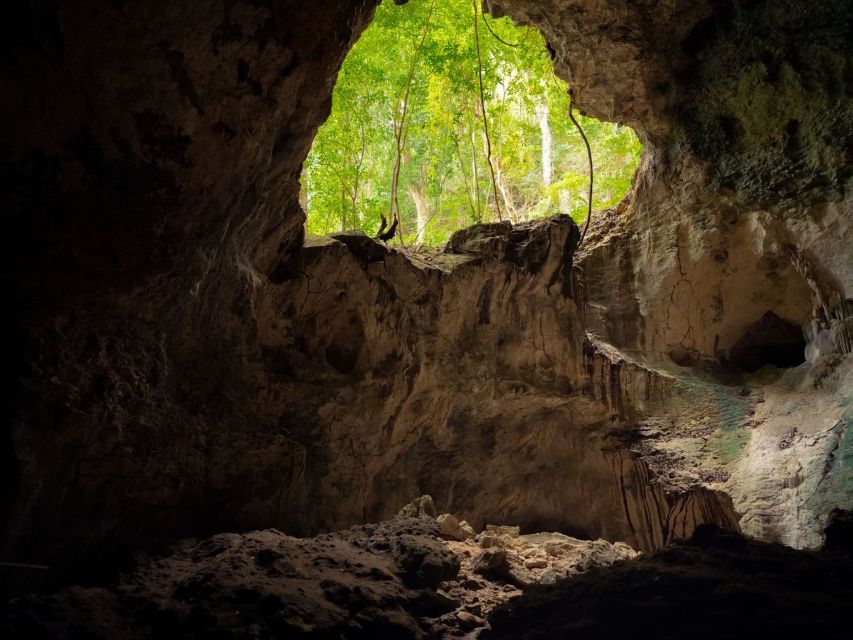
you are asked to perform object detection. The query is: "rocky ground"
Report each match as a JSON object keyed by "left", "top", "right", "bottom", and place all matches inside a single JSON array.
[
  {"left": 483, "top": 521, "right": 853, "bottom": 640},
  {"left": 0, "top": 498, "right": 636, "bottom": 639},
  {"left": 3, "top": 502, "right": 852, "bottom": 639}
]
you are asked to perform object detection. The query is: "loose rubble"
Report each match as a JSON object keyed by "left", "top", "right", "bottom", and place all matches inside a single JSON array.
[
  {"left": 5, "top": 501, "right": 851, "bottom": 639},
  {"left": 1, "top": 498, "right": 638, "bottom": 638}
]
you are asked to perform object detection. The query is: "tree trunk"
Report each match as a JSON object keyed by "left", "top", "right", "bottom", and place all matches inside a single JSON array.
[
  {"left": 340, "top": 183, "right": 347, "bottom": 232},
  {"left": 455, "top": 139, "right": 477, "bottom": 221},
  {"left": 299, "top": 185, "right": 309, "bottom": 213},
  {"left": 389, "top": 0, "right": 437, "bottom": 245},
  {"left": 536, "top": 100, "right": 553, "bottom": 187},
  {"left": 472, "top": 0, "right": 501, "bottom": 221},
  {"left": 470, "top": 130, "right": 482, "bottom": 221},
  {"left": 409, "top": 187, "right": 430, "bottom": 244},
  {"left": 494, "top": 158, "right": 519, "bottom": 222},
  {"left": 351, "top": 118, "right": 366, "bottom": 227}
]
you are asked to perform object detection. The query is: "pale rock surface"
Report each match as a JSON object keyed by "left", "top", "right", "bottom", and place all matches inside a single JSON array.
[
  {"left": 490, "top": 0, "right": 853, "bottom": 550},
  {"left": 464, "top": 529, "right": 638, "bottom": 588},
  {"left": 437, "top": 513, "right": 477, "bottom": 541}
]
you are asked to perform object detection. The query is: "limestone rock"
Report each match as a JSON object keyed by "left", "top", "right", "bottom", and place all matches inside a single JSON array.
[
  {"left": 2, "top": 0, "right": 851, "bottom": 603},
  {"left": 472, "top": 529, "right": 638, "bottom": 589},
  {"left": 456, "top": 610, "right": 485, "bottom": 631},
  {"left": 394, "top": 533, "right": 460, "bottom": 589},
  {"left": 447, "top": 221, "right": 513, "bottom": 257},
  {"left": 482, "top": 526, "right": 853, "bottom": 640},
  {"left": 0, "top": 514, "right": 643, "bottom": 638},
  {"left": 0, "top": 517, "right": 454, "bottom": 638},
  {"left": 437, "top": 513, "right": 476, "bottom": 540},
  {"left": 4, "top": 520, "right": 851, "bottom": 640},
  {"left": 484, "top": 525, "right": 521, "bottom": 538},
  {"left": 471, "top": 549, "right": 508, "bottom": 575},
  {"left": 329, "top": 231, "right": 390, "bottom": 266},
  {"left": 524, "top": 559, "right": 548, "bottom": 569},
  {"left": 397, "top": 495, "right": 437, "bottom": 519}
]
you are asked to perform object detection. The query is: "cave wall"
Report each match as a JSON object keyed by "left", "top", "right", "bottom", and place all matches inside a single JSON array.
[
  {"left": 1, "top": 0, "right": 851, "bottom": 596},
  {"left": 495, "top": 0, "right": 853, "bottom": 548},
  {"left": 1, "top": 0, "right": 382, "bottom": 591}
]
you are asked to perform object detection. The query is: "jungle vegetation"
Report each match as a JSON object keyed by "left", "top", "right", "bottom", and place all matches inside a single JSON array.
[{"left": 303, "top": 0, "right": 642, "bottom": 246}]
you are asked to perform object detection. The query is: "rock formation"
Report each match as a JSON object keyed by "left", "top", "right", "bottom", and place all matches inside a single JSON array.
[
  {"left": 0, "top": 507, "right": 638, "bottom": 638},
  {"left": 482, "top": 523, "right": 853, "bottom": 640},
  {"left": 1, "top": 0, "right": 851, "bottom": 627},
  {"left": 495, "top": 0, "right": 853, "bottom": 551},
  {"left": 3, "top": 509, "right": 850, "bottom": 638}
]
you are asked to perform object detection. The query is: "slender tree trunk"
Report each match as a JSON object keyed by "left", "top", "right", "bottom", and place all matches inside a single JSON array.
[
  {"left": 389, "top": 111, "right": 402, "bottom": 233},
  {"left": 340, "top": 183, "right": 347, "bottom": 232},
  {"left": 299, "top": 185, "right": 309, "bottom": 213},
  {"left": 536, "top": 100, "right": 553, "bottom": 187},
  {"left": 470, "top": 130, "right": 482, "bottom": 221},
  {"left": 455, "top": 139, "right": 477, "bottom": 220},
  {"left": 481, "top": 131, "right": 517, "bottom": 222},
  {"left": 409, "top": 187, "right": 430, "bottom": 244},
  {"left": 389, "top": 0, "right": 437, "bottom": 245},
  {"left": 350, "top": 174, "right": 360, "bottom": 226},
  {"left": 351, "top": 118, "right": 366, "bottom": 226},
  {"left": 494, "top": 158, "right": 519, "bottom": 222}
]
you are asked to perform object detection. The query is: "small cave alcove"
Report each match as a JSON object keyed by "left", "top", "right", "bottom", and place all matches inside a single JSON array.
[
  {"left": 728, "top": 311, "right": 807, "bottom": 373},
  {"left": 325, "top": 315, "right": 365, "bottom": 374}
]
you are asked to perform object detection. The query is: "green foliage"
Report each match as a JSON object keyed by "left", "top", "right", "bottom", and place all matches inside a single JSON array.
[{"left": 304, "top": 0, "right": 642, "bottom": 245}]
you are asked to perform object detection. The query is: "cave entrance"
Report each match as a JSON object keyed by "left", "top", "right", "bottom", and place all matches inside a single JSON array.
[
  {"left": 729, "top": 311, "right": 807, "bottom": 373},
  {"left": 301, "top": 0, "right": 641, "bottom": 246}
]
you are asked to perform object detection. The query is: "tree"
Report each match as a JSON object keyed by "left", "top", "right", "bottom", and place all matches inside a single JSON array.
[
  {"left": 303, "top": 0, "right": 642, "bottom": 245},
  {"left": 388, "top": 0, "right": 437, "bottom": 244}
]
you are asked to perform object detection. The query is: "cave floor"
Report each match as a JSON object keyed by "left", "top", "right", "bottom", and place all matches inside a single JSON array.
[{"left": 3, "top": 509, "right": 851, "bottom": 639}]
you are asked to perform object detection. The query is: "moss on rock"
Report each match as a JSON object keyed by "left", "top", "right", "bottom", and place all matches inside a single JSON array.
[{"left": 675, "top": 0, "right": 853, "bottom": 212}]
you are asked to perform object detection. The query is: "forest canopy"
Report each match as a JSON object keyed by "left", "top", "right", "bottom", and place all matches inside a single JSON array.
[{"left": 302, "top": 0, "right": 642, "bottom": 246}]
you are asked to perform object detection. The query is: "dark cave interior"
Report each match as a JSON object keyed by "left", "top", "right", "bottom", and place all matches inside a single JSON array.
[
  {"left": 1, "top": 0, "right": 852, "bottom": 638},
  {"left": 729, "top": 311, "right": 807, "bottom": 373}
]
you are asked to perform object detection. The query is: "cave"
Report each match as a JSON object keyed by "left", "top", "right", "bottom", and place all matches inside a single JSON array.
[
  {"left": 1, "top": 0, "right": 852, "bottom": 638},
  {"left": 729, "top": 311, "right": 807, "bottom": 373}
]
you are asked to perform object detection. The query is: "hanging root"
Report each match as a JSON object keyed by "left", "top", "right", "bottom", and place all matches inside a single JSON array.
[
  {"left": 473, "top": 0, "right": 502, "bottom": 222},
  {"left": 568, "top": 89, "right": 594, "bottom": 246}
]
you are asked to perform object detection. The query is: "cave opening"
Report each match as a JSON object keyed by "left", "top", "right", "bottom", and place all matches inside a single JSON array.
[
  {"left": 301, "top": 0, "right": 641, "bottom": 246},
  {"left": 5, "top": 0, "right": 853, "bottom": 635},
  {"left": 729, "top": 311, "right": 807, "bottom": 373}
]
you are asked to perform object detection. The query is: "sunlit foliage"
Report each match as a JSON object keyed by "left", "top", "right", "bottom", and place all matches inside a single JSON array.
[{"left": 303, "top": 0, "right": 642, "bottom": 245}]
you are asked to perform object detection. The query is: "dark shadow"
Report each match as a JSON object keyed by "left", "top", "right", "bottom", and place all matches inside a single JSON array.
[
  {"left": 482, "top": 525, "right": 853, "bottom": 640},
  {"left": 729, "top": 311, "right": 806, "bottom": 373}
]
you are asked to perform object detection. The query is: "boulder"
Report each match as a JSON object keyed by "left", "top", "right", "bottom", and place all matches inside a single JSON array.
[
  {"left": 471, "top": 549, "right": 508, "bottom": 575},
  {"left": 397, "top": 495, "right": 437, "bottom": 519},
  {"left": 437, "top": 514, "right": 476, "bottom": 540},
  {"left": 394, "top": 534, "right": 460, "bottom": 589}
]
